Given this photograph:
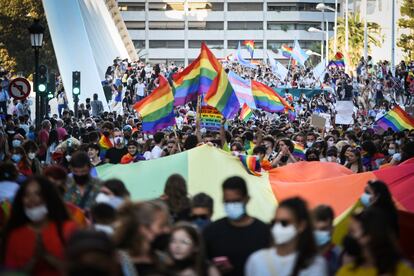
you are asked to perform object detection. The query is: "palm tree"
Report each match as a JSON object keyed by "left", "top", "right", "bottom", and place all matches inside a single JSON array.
[{"left": 330, "top": 12, "right": 382, "bottom": 68}]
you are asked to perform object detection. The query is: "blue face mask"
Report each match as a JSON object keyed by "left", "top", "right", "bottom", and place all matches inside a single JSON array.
[
  {"left": 11, "top": 154, "right": 21, "bottom": 163},
  {"left": 314, "top": 230, "right": 331, "bottom": 246},
  {"left": 360, "top": 192, "right": 372, "bottom": 207},
  {"left": 224, "top": 202, "right": 245, "bottom": 221},
  {"left": 12, "top": 140, "right": 22, "bottom": 148},
  {"left": 192, "top": 218, "right": 211, "bottom": 230}
]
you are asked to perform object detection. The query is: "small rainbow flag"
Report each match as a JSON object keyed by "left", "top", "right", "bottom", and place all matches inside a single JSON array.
[
  {"left": 293, "top": 143, "right": 305, "bottom": 160},
  {"left": 99, "top": 135, "right": 113, "bottom": 150},
  {"left": 280, "top": 45, "right": 293, "bottom": 58},
  {"left": 239, "top": 155, "right": 262, "bottom": 176},
  {"left": 328, "top": 52, "right": 345, "bottom": 68},
  {"left": 244, "top": 40, "right": 255, "bottom": 59},
  {"left": 133, "top": 75, "right": 176, "bottom": 133},
  {"left": 240, "top": 103, "right": 253, "bottom": 122},
  {"left": 251, "top": 80, "right": 292, "bottom": 113},
  {"left": 375, "top": 105, "right": 414, "bottom": 132}
]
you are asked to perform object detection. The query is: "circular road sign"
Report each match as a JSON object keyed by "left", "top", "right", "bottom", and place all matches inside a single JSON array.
[{"left": 8, "top": 78, "right": 31, "bottom": 100}]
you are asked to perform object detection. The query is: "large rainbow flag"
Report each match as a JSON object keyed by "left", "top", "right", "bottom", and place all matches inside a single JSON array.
[
  {"left": 133, "top": 75, "right": 176, "bottom": 133},
  {"left": 251, "top": 80, "right": 292, "bottom": 113},
  {"left": 172, "top": 56, "right": 201, "bottom": 106},
  {"left": 375, "top": 105, "right": 414, "bottom": 131},
  {"left": 96, "top": 146, "right": 414, "bottom": 258}
]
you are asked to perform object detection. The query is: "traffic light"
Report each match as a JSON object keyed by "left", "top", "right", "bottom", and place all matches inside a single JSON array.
[
  {"left": 38, "top": 65, "right": 48, "bottom": 93},
  {"left": 47, "top": 73, "right": 55, "bottom": 100},
  {"left": 72, "top": 71, "right": 80, "bottom": 97}
]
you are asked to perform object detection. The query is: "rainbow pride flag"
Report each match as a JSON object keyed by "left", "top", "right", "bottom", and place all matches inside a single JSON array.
[
  {"left": 280, "top": 45, "right": 293, "bottom": 58},
  {"left": 240, "top": 103, "right": 253, "bottom": 122},
  {"left": 375, "top": 105, "right": 414, "bottom": 132},
  {"left": 172, "top": 56, "right": 201, "bottom": 106},
  {"left": 239, "top": 154, "right": 262, "bottom": 176},
  {"left": 244, "top": 40, "right": 255, "bottom": 58},
  {"left": 99, "top": 135, "right": 113, "bottom": 150},
  {"left": 251, "top": 80, "right": 291, "bottom": 113},
  {"left": 328, "top": 52, "right": 345, "bottom": 68},
  {"left": 133, "top": 75, "right": 176, "bottom": 133},
  {"left": 202, "top": 43, "right": 240, "bottom": 119},
  {"left": 293, "top": 142, "right": 305, "bottom": 160}
]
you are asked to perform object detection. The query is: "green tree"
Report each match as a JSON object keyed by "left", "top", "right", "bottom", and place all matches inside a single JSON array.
[
  {"left": 0, "top": 0, "right": 57, "bottom": 76},
  {"left": 329, "top": 12, "right": 382, "bottom": 68},
  {"left": 398, "top": 0, "right": 414, "bottom": 60}
]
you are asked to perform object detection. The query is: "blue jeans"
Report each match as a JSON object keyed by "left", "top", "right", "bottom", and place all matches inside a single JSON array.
[{"left": 58, "top": 104, "right": 67, "bottom": 117}]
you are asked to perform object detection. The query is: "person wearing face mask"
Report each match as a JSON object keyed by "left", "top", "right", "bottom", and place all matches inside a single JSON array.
[
  {"left": 191, "top": 193, "right": 214, "bottom": 230},
  {"left": 312, "top": 205, "right": 341, "bottom": 276},
  {"left": 114, "top": 200, "right": 173, "bottom": 276},
  {"left": 168, "top": 223, "right": 220, "bottom": 276},
  {"left": 104, "top": 129, "right": 128, "bottom": 164},
  {"left": 245, "top": 197, "right": 327, "bottom": 276},
  {"left": 98, "top": 121, "right": 115, "bottom": 159},
  {"left": 359, "top": 180, "right": 399, "bottom": 236},
  {"left": 64, "top": 151, "right": 102, "bottom": 211},
  {"left": 306, "top": 132, "right": 317, "bottom": 149},
  {"left": 1, "top": 176, "right": 77, "bottom": 275},
  {"left": 22, "top": 140, "right": 42, "bottom": 175},
  {"left": 203, "top": 177, "right": 271, "bottom": 276},
  {"left": 337, "top": 208, "right": 414, "bottom": 276},
  {"left": 10, "top": 146, "right": 32, "bottom": 177},
  {"left": 11, "top": 133, "right": 24, "bottom": 149}
]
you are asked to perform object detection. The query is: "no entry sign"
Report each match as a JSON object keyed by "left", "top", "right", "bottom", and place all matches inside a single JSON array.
[{"left": 8, "top": 78, "right": 31, "bottom": 100}]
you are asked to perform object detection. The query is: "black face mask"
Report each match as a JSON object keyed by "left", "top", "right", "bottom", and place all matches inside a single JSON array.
[
  {"left": 174, "top": 256, "right": 195, "bottom": 270},
  {"left": 151, "top": 233, "right": 170, "bottom": 252},
  {"left": 281, "top": 156, "right": 289, "bottom": 163},
  {"left": 342, "top": 234, "right": 362, "bottom": 257},
  {"left": 73, "top": 174, "right": 90, "bottom": 185},
  {"left": 102, "top": 131, "right": 110, "bottom": 137}
]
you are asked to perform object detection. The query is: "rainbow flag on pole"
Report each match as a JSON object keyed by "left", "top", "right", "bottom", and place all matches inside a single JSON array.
[
  {"left": 280, "top": 45, "right": 293, "bottom": 58},
  {"left": 172, "top": 56, "right": 201, "bottom": 106},
  {"left": 328, "top": 52, "right": 345, "bottom": 68},
  {"left": 251, "top": 80, "right": 292, "bottom": 113},
  {"left": 293, "top": 142, "right": 305, "bottom": 160},
  {"left": 375, "top": 105, "right": 414, "bottom": 132},
  {"left": 239, "top": 154, "right": 262, "bottom": 176},
  {"left": 244, "top": 40, "right": 255, "bottom": 59},
  {"left": 133, "top": 75, "right": 176, "bottom": 133},
  {"left": 240, "top": 103, "right": 253, "bottom": 122},
  {"left": 201, "top": 43, "right": 240, "bottom": 119}
]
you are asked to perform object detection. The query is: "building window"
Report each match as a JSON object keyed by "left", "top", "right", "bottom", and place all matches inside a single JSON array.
[
  {"left": 133, "top": 40, "right": 145, "bottom": 49},
  {"left": 187, "top": 2, "right": 224, "bottom": 11},
  {"left": 228, "top": 21, "right": 262, "bottom": 30},
  {"left": 149, "top": 21, "right": 185, "bottom": 30},
  {"left": 188, "top": 21, "right": 224, "bottom": 30},
  {"left": 118, "top": 3, "right": 145, "bottom": 11},
  {"left": 125, "top": 21, "right": 145, "bottom": 30},
  {"left": 189, "top": 40, "right": 224, "bottom": 49},
  {"left": 267, "top": 3, "right": 337, "bottom": 12},
  {"left": 149, "top": 40, "right": 185, "bottom": 48},
  {"left": 228, "top": 3, "right": 263, "bottom": 11},
  {"left": 148, "top": 2, "right": 185, "bottom": 11},
  {"left": 267, "top": 40, "right": 293, "bottom": 50},
  {"left": 227, "top": 40, "right": 263, "bottom": 49},
  {"left": 267, "top": 22, "right": 323, "bottom": 31}
]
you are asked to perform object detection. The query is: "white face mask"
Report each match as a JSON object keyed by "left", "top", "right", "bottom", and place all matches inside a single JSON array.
[
  {"left": 306, "top": 142, "right": 314, "bottom": 148},
  {"left": 327, "top": 156, "right": 336, "bottom": 162},
  {"left": 28, "top": 152, "right": 36, "bottom": 160},
  {"left": 95, "top": 224, "right": 114, "bottom": 235},
  {"left": 388, "top": 149, "right": 396, "bottom": 155},
  {"left": 271, "top": 222, "right": 297, "bottom": 245},
  {"left": 65, "top": 155, "right": 72, "bottom": 162},
  {"left": 25, "top": 205, "right": 48, "bottom": 222},
  {"left": 114, "top": 137, "right": 123, "bottom": 145}
]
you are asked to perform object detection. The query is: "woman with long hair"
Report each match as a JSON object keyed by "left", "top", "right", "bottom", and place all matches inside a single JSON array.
[
  {"left": 1, "top": 176, "right": 77, "bottom": 275},
  {"left": 345, "top": 149, "right": 364, "bottom": 173},
  {"left": 337, "top": 208, "right": 414, "bottom": 275},
  {"left": 162, "top": 174, "right": 191, "bottom": 223},
  {"left": 168, "top": 222, "right": 219, "bottom": 276},
  {"left": 245, "top": 197, "right": 327, "bottom": 276}
]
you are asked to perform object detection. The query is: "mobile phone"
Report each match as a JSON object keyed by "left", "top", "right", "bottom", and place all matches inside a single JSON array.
[{"left": 213, "top": 256, "right": 231, "bottom": 268}]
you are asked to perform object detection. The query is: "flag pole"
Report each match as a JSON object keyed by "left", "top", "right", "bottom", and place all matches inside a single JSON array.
[{"left": 285, "top": 56, "right": 293, "bottom": 83}]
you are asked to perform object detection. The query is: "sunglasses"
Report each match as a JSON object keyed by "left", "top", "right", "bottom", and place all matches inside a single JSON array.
[
  {"left": 274, "top": 219, "right": 292, "bottom": 227},
  {"left": 191, "top": 214, "right": 209, "bottom": 220}
]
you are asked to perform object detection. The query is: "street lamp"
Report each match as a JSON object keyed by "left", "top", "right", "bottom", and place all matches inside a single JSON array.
[
  {"left": 28, "top": 19, "right": 44, "bottom": 130},
  {"left": 316, "top": 2, "right": 338, "bottom": 54},
  {"left": 308, "top": 26, "right": 329, "bottom": 66}
]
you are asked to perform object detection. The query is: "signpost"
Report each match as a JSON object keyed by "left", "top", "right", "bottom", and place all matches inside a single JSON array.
[{"left": 8, "top": 78, "right": 31, "bottom": 100}]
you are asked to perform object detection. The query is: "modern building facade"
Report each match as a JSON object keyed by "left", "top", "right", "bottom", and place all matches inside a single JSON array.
[{"left": 118, "top": 0, "right": 336, "bottom": 65}]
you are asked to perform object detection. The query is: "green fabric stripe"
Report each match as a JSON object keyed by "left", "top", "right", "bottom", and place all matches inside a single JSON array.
[
  {"left": 142, "top": 102, "right": 174, "bottom": 122},
  {"left": 216, "top": 81, "right": 235, "bottom": 110},
  {"left": 175, "top": 75, "right": 200, "bottom": 89},
  {"left": 385, "top": 114, "right": 405, "bottom": 130},
  {"left": 200, "top": 67, "right": 217, "bottom": 79},
  {"left": 96, "top": 151, "right": 189, "bottom": 200}
]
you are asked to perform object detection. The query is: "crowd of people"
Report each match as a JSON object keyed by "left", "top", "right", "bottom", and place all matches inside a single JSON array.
[{"left": 0, "top": 55, "right": 414, "bottom": 275}]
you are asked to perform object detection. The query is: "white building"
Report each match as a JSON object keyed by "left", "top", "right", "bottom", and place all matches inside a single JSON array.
[{"left": 118, "top": 0, "right": 336, "bottom": 65}]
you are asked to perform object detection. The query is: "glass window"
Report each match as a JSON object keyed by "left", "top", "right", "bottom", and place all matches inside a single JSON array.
[
  {"left": 187, "top": 2, "right": 224, "bottom": 11},
  {"left": 267, "top": 3, "right": 336, "bottom": 12},
  {"left": 267, "top": 40, "right": 293, "bottom": 50},
  {"left": 118, "top": 3, "right": 145, "bottom": 11},
  {"left": 148, "top": 21, "right": 185, "bottom": 30},
  {"left": 149, "top": 40, "right": 185, "bottom": 48},
  {"left": 228, "top": 3, "right": 263, "bottom": 11},
  {"left": 133, "top": 40, "right": 145, "bottom": 49},
  {"left": 227, "top": 40, "right": 263, "bottom": 49},
  {"left": 148, "top": 3, "right": 167, "bottom": 11},
  {"left": 188, "top": 21, "right": 224, "bottom": 30},
  {"left": 228, "top": 21, "right": 262, "bottom": 30},
  {"left": 125, "top": 21, "right": 145, "bottom": 30},
  {"left": 189, "top": 40, "right": 224, "bottom": 49}
]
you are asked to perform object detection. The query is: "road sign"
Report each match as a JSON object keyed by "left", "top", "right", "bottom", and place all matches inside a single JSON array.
[{"left": 8, "top": 78, "right": 31, "bottom": 100}]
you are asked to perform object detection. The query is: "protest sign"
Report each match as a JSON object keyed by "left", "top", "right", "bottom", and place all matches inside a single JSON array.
[
  {"left": 335, "top": 101, "right": 354, "bottom": 125},
  {"left": 311, "top": 114, "right": 327, "bottom": 130},
  {"left": 200, "top": 106, "right": 222, "bottom": 131}
]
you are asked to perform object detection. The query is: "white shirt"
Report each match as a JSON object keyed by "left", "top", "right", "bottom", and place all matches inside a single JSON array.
[
  {"left": 135, "top": 82, "right": 145, "bottom": 97},
  {"left": 245, "top": 248, "right": 327, "bottom": 276},
  {"left": 151, "top": 145, "right": 163, "bottom": 159}
]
